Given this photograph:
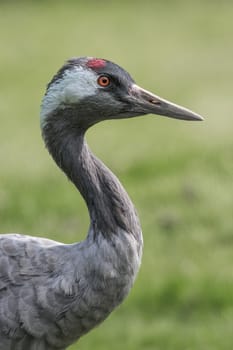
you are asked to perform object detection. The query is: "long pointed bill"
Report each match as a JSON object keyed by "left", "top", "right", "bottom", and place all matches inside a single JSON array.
[{"left": 130, "top": 84, "right": 204, "bottom": 121}]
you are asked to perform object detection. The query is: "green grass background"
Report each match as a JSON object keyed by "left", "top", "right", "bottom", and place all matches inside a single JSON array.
[{"left": 0, "top": 1, "right": 233, "bottom": 349}]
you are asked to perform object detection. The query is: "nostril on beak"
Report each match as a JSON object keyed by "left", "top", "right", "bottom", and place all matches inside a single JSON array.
[{"left": 149, "top": 99, "right": 161, "bottom": 105}]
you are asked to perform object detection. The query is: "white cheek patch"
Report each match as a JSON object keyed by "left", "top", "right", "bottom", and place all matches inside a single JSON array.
[{"left": 40, "top": 66, "right": 97, "bottom": 126}]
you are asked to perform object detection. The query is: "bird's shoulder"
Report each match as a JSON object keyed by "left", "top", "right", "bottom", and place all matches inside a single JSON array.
[
  {"left": 0, "top": 233, "right": 64, "bottom": 282},
  {"left": 0, "top": 233, "right": 82, "bottom": 346}
]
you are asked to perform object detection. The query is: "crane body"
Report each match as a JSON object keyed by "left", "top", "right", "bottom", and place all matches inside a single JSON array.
[{"left": 0, "top": 57, "right": 202, "bottom": 349}]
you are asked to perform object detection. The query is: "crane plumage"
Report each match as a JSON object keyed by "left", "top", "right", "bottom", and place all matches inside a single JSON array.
[{"left": 0, "top": 57, "right": 203, "bottom": 349}]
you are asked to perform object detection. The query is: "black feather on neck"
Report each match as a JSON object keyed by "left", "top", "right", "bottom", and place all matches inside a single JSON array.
[{"left": 42, "top": 109, "right": 141, "bottom": 241}]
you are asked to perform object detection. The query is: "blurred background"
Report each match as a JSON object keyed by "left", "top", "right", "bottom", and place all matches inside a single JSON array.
[{"left": 0, "top": 0, "right": 232, "bottom": 349}]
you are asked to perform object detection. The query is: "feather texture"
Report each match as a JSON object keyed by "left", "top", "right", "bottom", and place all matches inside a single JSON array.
[{"left": 0, "top": 231, "right": 142, "bottom": 349}]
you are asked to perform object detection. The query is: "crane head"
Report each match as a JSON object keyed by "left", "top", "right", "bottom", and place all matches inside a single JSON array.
[{"left": 40, "top": 57, "right": 203, "bottom": 130}]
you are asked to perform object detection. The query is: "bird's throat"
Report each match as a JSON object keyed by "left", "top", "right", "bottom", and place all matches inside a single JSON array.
[{"left": 42, "top": 113, "right": 142, "bottom": 242}]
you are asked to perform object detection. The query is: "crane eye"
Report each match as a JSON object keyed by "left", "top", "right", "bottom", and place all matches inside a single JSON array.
[{"left": 97, "top": 75, "right": 111, "bottom": 87}]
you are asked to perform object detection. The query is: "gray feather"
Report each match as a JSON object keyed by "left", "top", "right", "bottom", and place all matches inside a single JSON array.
[{"left": 0, "top": 227, "right": 142, "bottom": 349}]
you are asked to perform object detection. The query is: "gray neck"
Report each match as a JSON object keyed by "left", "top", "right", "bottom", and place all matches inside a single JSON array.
[{"left": 42, "top": 110, "right": 141, "bottom": 240}]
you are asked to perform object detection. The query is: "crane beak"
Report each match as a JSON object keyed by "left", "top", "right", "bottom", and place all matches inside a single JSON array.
[{"left": 130, "top": 84, "right": 204, "bottom": 121}]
